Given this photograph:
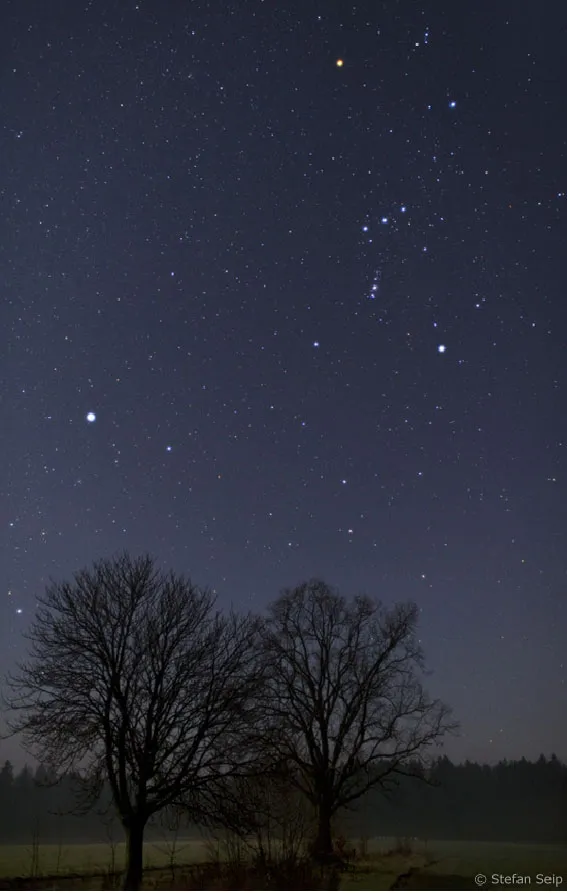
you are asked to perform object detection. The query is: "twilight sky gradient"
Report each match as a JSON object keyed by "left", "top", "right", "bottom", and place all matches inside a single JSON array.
[{"left": 2, "top": 0, "right": 566, "bottom": 765}]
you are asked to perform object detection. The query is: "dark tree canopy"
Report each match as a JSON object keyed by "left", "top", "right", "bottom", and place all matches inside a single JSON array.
[
  {"left": 4, "top": 552, "right": 263, "bottom": 889},
  {"left": 260, "top": 579, "right": 455, "bottom": 859},
  {"left": 3, "top": 562, "right": 458, "bottom": 880}
]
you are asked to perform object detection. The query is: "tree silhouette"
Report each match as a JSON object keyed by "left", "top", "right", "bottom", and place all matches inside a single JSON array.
[
  {"left": 259, "top": 579, "right": 455, "bottom": 860},
  {"left": 5, "top": 552, "right": 263, "bottom": 890}
]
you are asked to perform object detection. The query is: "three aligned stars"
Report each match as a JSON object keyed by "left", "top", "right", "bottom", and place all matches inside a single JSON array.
[{"left": 85, "top": 52, "right": 451, "bottom": 440}]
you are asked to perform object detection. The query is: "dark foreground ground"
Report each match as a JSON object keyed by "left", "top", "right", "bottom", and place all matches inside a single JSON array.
[{"left": 0, "top": 838, "right": 565, "bottom": 890}]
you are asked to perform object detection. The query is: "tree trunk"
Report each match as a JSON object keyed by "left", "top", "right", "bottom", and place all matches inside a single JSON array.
[
  {"left": 312, "top": 803, "right": 334, "bottom": 861},
  {"left": 123, "top": 816, "right": 146, "bottom": 890}
]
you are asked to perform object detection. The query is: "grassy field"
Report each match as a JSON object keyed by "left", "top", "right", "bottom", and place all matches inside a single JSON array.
[
  {"left": 408, "top": 838, "right": 567, "bottom": 877},
  {"left": 0, "top": 836, "right": 565, "bottom": 889},
  {"left": 0, "top": 837, "right": 208, "bottom": 879},
  {"left": 343, "top": 839, "right": 567, "bottom": 890}
]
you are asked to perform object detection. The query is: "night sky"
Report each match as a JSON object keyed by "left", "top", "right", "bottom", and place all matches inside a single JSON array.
[{"left": 2, "top": 0, "right": 566, "bottom": 766}]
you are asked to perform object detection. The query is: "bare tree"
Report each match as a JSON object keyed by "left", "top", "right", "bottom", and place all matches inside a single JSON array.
[
  {"left": 259, "top": 579, "right": 456, "bottom": 861},
  {"left": 4, "top": 552, "right": 263, "bottom": 890}
]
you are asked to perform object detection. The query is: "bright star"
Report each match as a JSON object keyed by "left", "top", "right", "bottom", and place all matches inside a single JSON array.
[
  {"left": 449, "top": 100, "right": 456, "bottom": 108},
  {"left": 336, "top": 59, "right": 344, "bottom": 67},
  {"left": 313, "top": 341, "right": 320, "bottom": 347},
  {"left": 437, "top": 344, "right": 446, "bottom": 353},
  {"left": 381, "top": 217, "right": 389, "bottom": 224},
  {"left": 86, "top": 412, "right": 96, "bottom": 423}
]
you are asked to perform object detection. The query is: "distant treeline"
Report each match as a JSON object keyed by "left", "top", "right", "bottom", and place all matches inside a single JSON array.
[
  {"left": 0, "top": 754, "right": 565, "bottom": 846},
  {"left": 346, "top": 754, "right": 567, "bottom": 844}
]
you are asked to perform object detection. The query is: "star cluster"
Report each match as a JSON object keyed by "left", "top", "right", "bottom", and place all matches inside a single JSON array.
[{"left": 2, "top": 1, "right": 566, "bottom": 763}]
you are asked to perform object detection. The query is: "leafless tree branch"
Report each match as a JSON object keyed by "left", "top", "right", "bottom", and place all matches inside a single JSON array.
[
  {"left": 258, "top": 579, "right": 457, "bottom": 859},
  {"left": 3, "top": 552, "right": 264, "bottom": 889}
]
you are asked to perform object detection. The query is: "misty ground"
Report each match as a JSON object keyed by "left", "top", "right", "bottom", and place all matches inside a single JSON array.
[{"left": 0, "top": 837, "right": 566, "bottom": 890}]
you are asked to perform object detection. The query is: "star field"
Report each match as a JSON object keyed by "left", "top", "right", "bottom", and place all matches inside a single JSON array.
[{"left": 2, "top": 0, "right": 566, "bottom": 764}]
